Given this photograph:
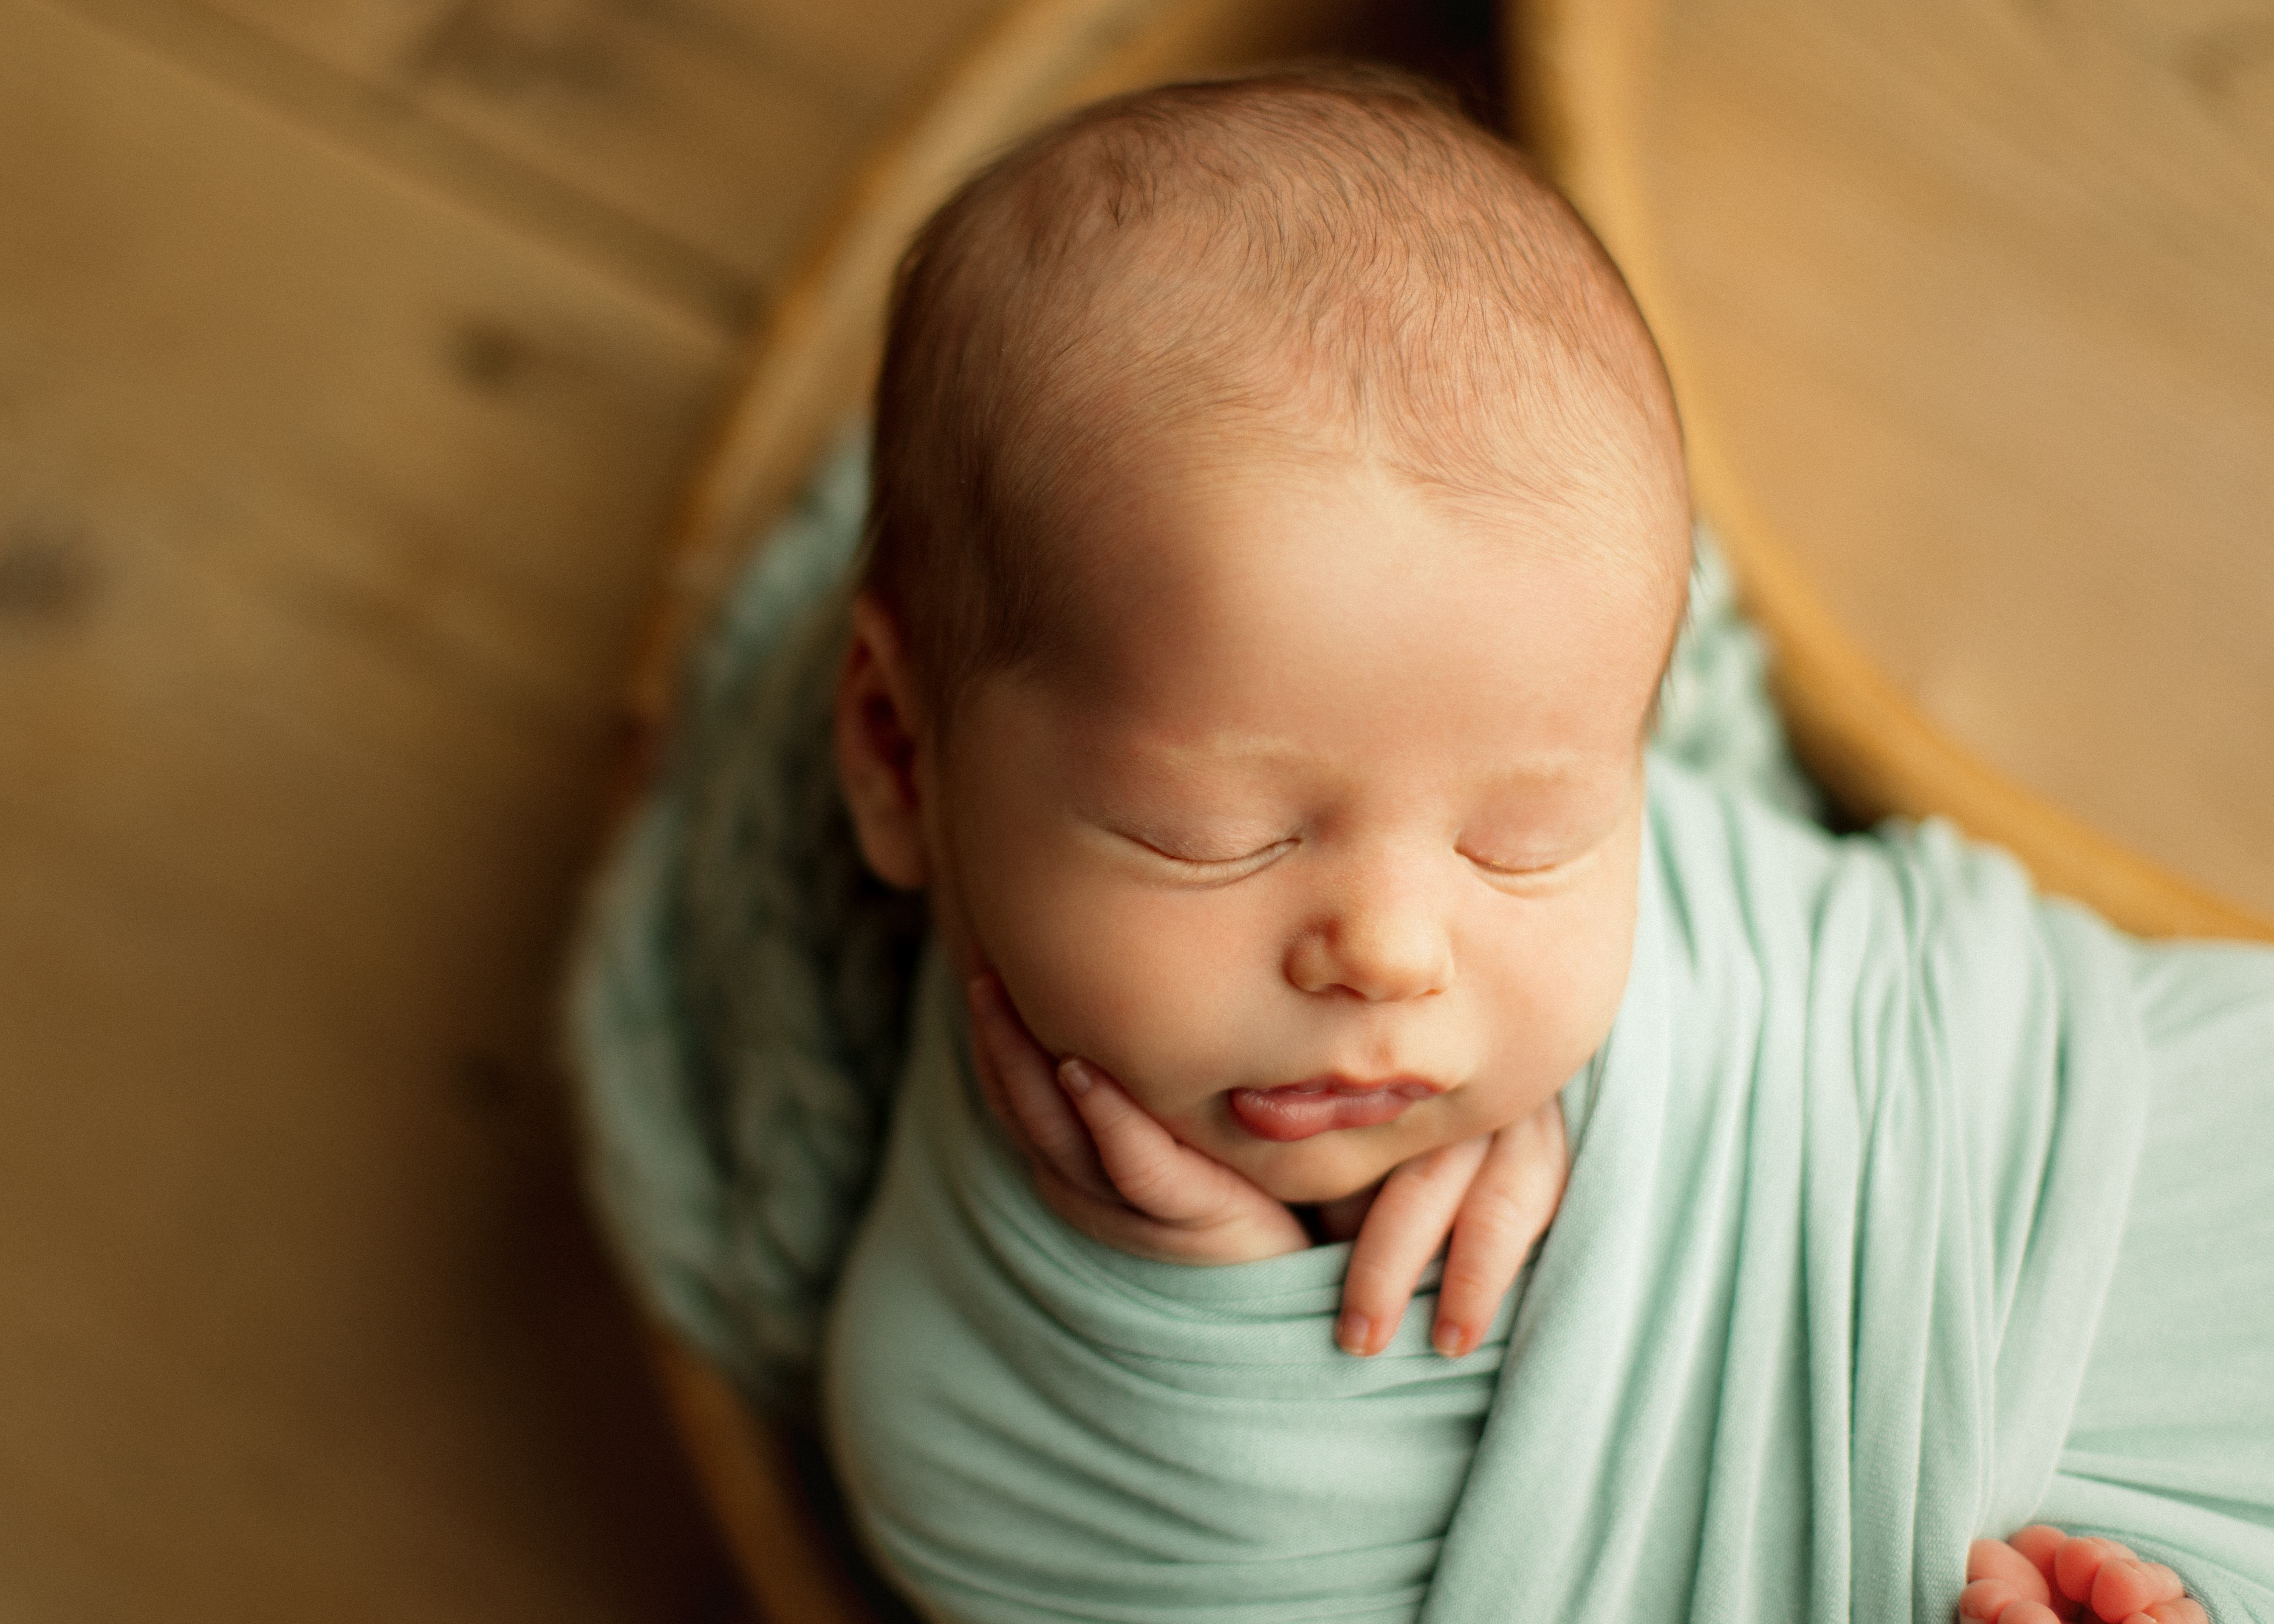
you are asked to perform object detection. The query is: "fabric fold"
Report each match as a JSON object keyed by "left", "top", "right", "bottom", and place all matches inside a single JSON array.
[{"left": 822, "top": 763, "right": 2274, "bottom": 1624}]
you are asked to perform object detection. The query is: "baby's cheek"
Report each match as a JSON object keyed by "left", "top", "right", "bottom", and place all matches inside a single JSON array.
[
  {"left": 1477, "top": 869, "right": 1638, "bottom": 1066},
  {"left": 1075, "top": 959, "right": 1264, "bottom": 1112},
  {"left": 977, "top": 873, "right": 1259, "bottom": 1097}
]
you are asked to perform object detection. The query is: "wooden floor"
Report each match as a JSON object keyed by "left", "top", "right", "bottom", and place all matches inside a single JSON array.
[
  {"left": 1548, "top": 0, "right": 2274, "bottom": 931},
  {"left": 1672, "top": 0, "right": 2274, "bottom": 921},
  {"left": 0, "top": 0, "right": 1000, "bottom": 1616}
]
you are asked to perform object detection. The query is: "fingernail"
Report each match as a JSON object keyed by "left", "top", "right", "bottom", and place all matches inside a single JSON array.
[
  {"left": 1336, "top": 1312, "right": 1372, "bottom": 1355},
  {"left": 1057, "top": 1059, "right": 1093, "bottom": 1096},
  {"left": 1433, "top": 1321, "right": 1467, "bottom": 1358}
]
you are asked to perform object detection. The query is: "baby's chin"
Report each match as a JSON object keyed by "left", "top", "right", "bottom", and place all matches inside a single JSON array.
[
  {"left": 1176, "top": 1092, "right": 1475, "bottom": 1205},
  {"left": 1217, "top": 1129, "right": 1414, "bottom": 1208}
]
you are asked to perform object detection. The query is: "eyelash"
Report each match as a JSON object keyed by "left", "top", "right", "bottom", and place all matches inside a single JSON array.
[
  {"left": 1461, "top": 849, "right": 1566, "bottom": 881},
  {"left": 1140, "top": 837, "right": 1297, "bottom": 878},
  {"left": 1136, "top": 838, "right": 1567, "bottom": 885}
]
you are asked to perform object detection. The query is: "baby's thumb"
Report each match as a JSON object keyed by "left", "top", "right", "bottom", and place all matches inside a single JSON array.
[
  {"left": 967, "top": 976, "right": 1111, "bottom": 1197},
  {"left": 1060, "top": 1061, "right": 1213, "bottom": 1221}
]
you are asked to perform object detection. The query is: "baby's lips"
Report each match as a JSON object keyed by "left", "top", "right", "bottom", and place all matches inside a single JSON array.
[{"left": 1226, "top": 1075, "right": 1442, "bottom": 1142}]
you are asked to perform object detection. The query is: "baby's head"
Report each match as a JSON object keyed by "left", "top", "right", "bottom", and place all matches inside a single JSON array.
[{"left": 837, "top": 65, "right": 1689, "bottom": 1204}]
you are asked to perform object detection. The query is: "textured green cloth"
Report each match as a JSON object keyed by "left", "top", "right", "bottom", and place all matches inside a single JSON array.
[
  {"left": 573, "top": 440, "right": 927, "bottom": 1407},
  {"left": 569, "top": 441, "right": 2274, "bottom": 1622}
]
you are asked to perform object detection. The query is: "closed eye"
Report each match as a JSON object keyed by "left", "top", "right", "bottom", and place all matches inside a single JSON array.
[
  {"left": 1129, "top": 834, "right": 1297, "bottom": 882},
  {"left": 1459, "top": 846, "right": 1575, "bottom": 884}
]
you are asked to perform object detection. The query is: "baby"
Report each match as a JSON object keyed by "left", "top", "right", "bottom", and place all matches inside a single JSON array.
[
  {"left": 800, "top": 65, "right": 2234, "bottom": 1624},
  {"left": 537, "top": 57, "right": 2274, "bottom": 1619},
  {"left": 832, "top": 56, "right": 1675, "bottom": 1367}
]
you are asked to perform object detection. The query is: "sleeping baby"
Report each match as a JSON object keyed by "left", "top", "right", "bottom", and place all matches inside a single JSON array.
[{"left": 575, "top": 61, "right": 2274, "bottom": 1624}]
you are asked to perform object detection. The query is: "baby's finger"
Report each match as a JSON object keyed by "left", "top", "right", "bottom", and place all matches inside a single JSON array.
[
  {"left": 1056, "top": 1062, "right": 1307, "bottom": 1262},
  {"left": 966, "top": 976, "right": 1113, "bottom": 1200},
  {"left": 1060, "top": 1060, "right": 1261, "bottom": 1224},
  {"left": 2007, "top": 1528, "right": 2068, "bottom": 1599},
  {"left": 1337, "top": 1137, "right": 1490, "bottom": 1357},
  {"left": 1057, "top": 1059, "right": 1192, "bottom": 1215},
  {"left": 2089, "top": 1560, "right": 2185, "bottom": 1621},
  {"left": 1957, "top": 1577, "right": 2011, "bottom": 1622},
  {"left": 2056, "top": 1539, "right": 2137, "bottom": 1607},
  {"left": 1433, "top": 1102, "right": 1567, "bottom": 1358},
  {"left": 2134, "top": 1600, "right": 2208, "bottom": 1624},
  {"left": 1969, "top": 1539, "right": 2055, "bottom": 1605},
  {"left": 1992, "top": 1604, "right": 2064, "bottom": 1624},
  {"left": 1959, "top": 1579, "right": 2062, "bottom": 1624}
]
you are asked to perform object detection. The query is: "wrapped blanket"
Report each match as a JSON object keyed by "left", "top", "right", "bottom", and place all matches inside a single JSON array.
[
  {"left": 570, "top": 443, "right": 2274, "bottom": 1622},
  {"left": 825, "top": 762, "right": 2274, "bottom": 1623}
]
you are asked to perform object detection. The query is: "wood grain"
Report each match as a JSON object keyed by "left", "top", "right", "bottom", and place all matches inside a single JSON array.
[
  {"left": 1520, "top": 0, "right": 2274, "bottom": 938},
  {"left": 174, "top": 0, "right": 1010, "bottom": 298},
  {"left": 0, "top": 0, "right": 871, "bottom": 1612}
]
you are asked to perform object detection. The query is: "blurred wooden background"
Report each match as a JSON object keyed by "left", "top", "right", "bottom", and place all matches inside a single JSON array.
[
  {"left": 0, "top": 1, "right": 1492, "bottom": 1618},
  {"left": 1526, "top": 0, "right": 2274, "bottom": 937},
  {"left": 0, "top": 0, "right": 1002, "bottom": 1617}
]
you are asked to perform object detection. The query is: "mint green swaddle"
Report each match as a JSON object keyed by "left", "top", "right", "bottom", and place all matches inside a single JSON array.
[
  {"left": 823, "top": 760, "right": 2274, "bottom": 1624},
  {"left": 570, "top": 441, "right": 2274, "bottom": 1623}
]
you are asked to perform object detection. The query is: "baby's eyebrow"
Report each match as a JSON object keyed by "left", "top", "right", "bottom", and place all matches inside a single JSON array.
[
  {"left": 1070, "top": 723, "right": 1310, "bottom": 774},
  {"left": 1062, "top": 738, "right": 1309, "bottom": 829},
  {"left": 1093, "top": 733, "right": 1613, "bottom": 806},
  {"left": 1467, "top": 754, "right": 1614, "bottom": 794},
  {"left": 1125, "top": 732, "right": 1308, "bottom": 768}
]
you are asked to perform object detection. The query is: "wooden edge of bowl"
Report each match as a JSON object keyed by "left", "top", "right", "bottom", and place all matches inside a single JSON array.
[{"left": 643, "top": 1328, "right": 885, "bottom": 1623}]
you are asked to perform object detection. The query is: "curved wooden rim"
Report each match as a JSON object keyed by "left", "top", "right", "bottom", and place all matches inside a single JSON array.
[
  {"left": 642, "top": 1331, "right": 885, "bottom": 1622},
  {"left": 1511, "top": 0, "right": 2274, "bottom": 943}
]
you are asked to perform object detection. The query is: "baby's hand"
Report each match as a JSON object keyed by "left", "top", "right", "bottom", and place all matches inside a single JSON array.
[
  {"left": 1960, "top": 1524, "right": 2205, "bottom": 1624},
  {"left": 966, "top": 975, "right": 1566, "bottom": 1354},
  {"left": 966, "top": 975, "right": 1309, "bottom": 1264},
  {"left": 1330, "top": 1102, "right": 1565, "bottom": 1359}
]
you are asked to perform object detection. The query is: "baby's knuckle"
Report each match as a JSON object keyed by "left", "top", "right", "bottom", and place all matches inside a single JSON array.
[
  {"left": 1112, "top": 1167, "right": 1174, "bottom": 1209},
  {"left": 1457, "top": 1189, "right": 1537, "bottom": 1250},
  {"left": 1342, "top": 1264, "right": 1403, "bottom": 1306},
  {"left": 1114, "top": 1160, "right": 1200, "bottom": 1217},
  {"left": 1390, "top": 1153, "right": 1464, "bottom": 1195}
]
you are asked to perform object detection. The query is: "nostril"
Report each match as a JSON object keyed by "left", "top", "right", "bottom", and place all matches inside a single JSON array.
[{"left": 1284, "top": 925, "right": 1453, "bottom": 1003}]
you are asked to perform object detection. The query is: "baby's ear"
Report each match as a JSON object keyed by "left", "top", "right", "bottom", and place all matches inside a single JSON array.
[{"left": 835, "top": 594, "right": 931, "bottom": 889}]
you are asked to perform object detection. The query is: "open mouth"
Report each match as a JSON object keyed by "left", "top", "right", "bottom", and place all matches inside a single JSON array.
[{"left": 1226, "top": 1075, "right": 1444, "bottom": 1142}]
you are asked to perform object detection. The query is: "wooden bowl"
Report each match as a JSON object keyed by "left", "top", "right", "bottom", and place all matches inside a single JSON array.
[
  {"left": 616, "top": 3, "right": 2274, "bottom": 1611},
  {"left": 1513, "top": 0, "right": 2274, "bottom": 942}
]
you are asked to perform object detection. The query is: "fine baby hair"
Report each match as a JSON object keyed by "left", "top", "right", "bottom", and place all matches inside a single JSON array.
[{"left": 859, "top": 60, "right": 1689, "bottom": 721}]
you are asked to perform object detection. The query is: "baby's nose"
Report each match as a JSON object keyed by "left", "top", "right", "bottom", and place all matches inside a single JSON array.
[{"left": 1283, "top": 868, "right": 1454, "bottom": 1003}]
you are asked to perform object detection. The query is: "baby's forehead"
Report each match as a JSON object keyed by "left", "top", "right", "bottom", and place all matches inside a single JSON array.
[
  {"left": 1024, "top": 355, "right": 1690, "bottom": 601},
  {"left": 956, "top": 440, "right": 1680, "bottom": 822},
  {"left": 1025, "top": 420, "right": 1689, "bottom": 687}
]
